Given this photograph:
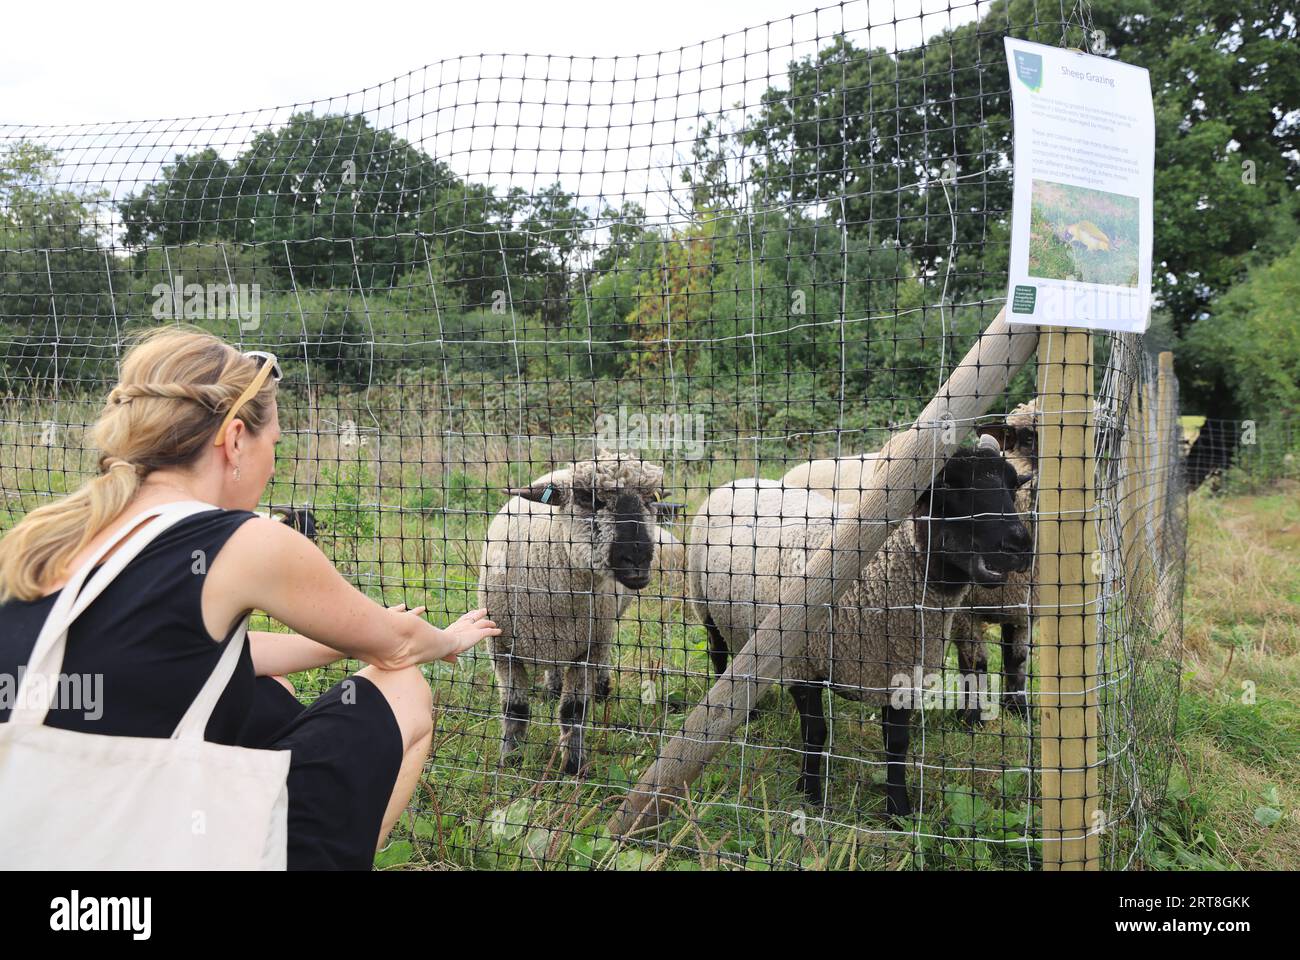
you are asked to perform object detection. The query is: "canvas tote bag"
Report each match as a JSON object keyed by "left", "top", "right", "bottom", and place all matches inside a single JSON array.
[{"left": 0, "top": 499, "right": 290, "bottom": 869}]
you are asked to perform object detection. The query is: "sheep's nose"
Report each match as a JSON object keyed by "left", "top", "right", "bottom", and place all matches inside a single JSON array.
[
  {"left": 614, "top": 566, "right": 652, "bottom": 590},
  {"left": 1002, "top": 522, "right": 1032, "bottom": 558}
]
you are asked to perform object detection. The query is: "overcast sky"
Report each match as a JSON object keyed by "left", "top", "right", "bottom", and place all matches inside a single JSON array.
[
  {"left": 3, "top": 0, "right": 983, "bottom": 220},
  {"left": 4, "top": 0, "right": 978, "bottom": 124}
]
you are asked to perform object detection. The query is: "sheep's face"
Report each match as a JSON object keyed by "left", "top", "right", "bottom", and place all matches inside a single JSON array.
[
  {"left": 507, "top": 461, "right": 663, "bottom": 590},
  {"left": 976, "top": 422, "right": 1038, "bottom": 464},
  {"left": 914, "top": 448, "right": 1033, "bottom": 587},
  {"left": 570, "top": 484, "right": 658, "bottom": 589},
  {"left": 977, "top": 403, "right": 1039, "bottom": 478}
]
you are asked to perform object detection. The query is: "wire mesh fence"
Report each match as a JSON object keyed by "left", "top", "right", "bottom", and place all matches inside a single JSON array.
[
  {"left": 2, "top": 0, "right": 1188, "bottom": 869},
  {"left": 1184, "top": 416, "right": 1300, "bottom": 493}
]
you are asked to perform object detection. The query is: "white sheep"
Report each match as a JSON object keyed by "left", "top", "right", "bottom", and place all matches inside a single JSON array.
[
  {"left": 687, "top": 439, "right": 1032, "bottom": 816},
  {"left": 478, "top": 450, "right": 666, "bottom": 775},
  {"left": 779, "top": 452, "right": 878, "bottom": 503},
  {"left": 523, "top": 461, "right": 684, "bottom": 702},
  {"left": 779, "top": 404, "right": 1039, "bottom": 723}
]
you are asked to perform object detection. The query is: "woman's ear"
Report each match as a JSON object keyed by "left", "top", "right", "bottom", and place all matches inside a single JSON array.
[{"left": 219, "top": 417, "right": 247, "bottom": 461}]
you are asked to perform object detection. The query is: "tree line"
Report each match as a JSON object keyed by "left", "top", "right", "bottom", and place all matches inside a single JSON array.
[{"left": 1, "top": 0, "right": 1296, "bottom": 421}]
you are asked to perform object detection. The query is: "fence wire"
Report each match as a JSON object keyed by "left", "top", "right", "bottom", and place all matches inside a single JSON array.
[{"left": 2, "top": 0, "right": 1189, "bottom": 869}]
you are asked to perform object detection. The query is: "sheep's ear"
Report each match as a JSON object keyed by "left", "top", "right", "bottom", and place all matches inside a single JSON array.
[
  {"left": 654, "top": 500, "right": 686, "bottom": 522},
  {"left": 1015, "top": 472, "right": 1034, "bottom": 489},
  {"left": 976, "top": 423, "right": 1017, "bottom": 452},
  {"left": 504, "top": 482, "right": 569, "bottom": 506}
]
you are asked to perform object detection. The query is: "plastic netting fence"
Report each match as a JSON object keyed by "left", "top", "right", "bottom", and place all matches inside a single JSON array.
[
  {"left": 1185, "top": 416, "right": 1300, "bottom": 492},
  {"left": 1, "top": 0, "right": 1186, "bottom": 869}
]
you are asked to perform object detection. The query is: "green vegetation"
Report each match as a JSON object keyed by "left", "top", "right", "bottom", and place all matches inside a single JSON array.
[
  {"left": 2, "top": 0, "right": 1296, "bottom": 421},
  {"left": 1147, "top": 484, "right": 1300, "bottom": 869},
  {"left": 1183, "top": 238, "right": 1300, "bottom": 419}
]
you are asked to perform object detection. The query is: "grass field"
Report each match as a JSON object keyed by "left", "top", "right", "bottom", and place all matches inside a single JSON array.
[
  {"left": 1147, "top": 482, "right": 1300, "bottom": 869},
  {"left": 361, "top": 476, "right": 1298, "bottom": 871}
]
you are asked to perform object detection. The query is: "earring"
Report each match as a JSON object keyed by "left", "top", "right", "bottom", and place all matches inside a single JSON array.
[{"left": 233, "top": 466, "right": 242, "bottom": 482}]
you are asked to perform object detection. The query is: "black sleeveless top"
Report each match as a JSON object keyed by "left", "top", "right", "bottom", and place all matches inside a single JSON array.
[{"left": 0, "top": 508, "right": 260, "bottom": 744}]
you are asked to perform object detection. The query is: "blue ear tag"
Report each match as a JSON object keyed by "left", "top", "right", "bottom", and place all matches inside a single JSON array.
[{"left": 540, "top": 483, "right": 554, "bottom": 504}]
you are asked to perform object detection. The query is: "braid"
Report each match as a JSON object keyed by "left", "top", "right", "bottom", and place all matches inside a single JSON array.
[{"left": 106, "top": 381, "right": 234, "bottom": 415}]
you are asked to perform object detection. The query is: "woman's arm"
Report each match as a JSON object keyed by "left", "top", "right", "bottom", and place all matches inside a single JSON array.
[
  {"left": 206, "top": 519, "right": 499, "bottom": 670},
  {"left": 248, "top": 605, "right": 425, "bottom": 676},
  {"left": 248, "top": 630, "right": 344, "bottom": 677}
]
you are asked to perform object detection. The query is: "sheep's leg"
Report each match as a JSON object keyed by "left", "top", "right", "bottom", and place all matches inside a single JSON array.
[
  {"left": 703, "top": 612, "right": 730, "bottom": 676},
  {"left": 552, "top": 661, "right": 609, "bottom": 701},
  {"left": 951, "top": 613, "right": 988, "bottom": 728},
  {"left": 557, "top": 663, "right": 592, "bottom": 777},
  {"left": 543, "top": 667, "right": 563, "bottom": 701},
  {"left": 881, "top": 705, "right": 913, "bottom": 819},
  {"left": 493, "top": 655, "right": 532, "bottom": 766},
  {"left": 789, "top": 683, "right": 828, "bottom": 806},
  {"left": 1001, "top": 620, "right": 1030, "bottom": 719},
  {"left": 593, "top": 664, "right": 612, "bottom": 702}
]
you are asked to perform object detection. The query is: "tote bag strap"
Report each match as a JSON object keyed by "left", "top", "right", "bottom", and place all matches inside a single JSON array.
[
  {"left": 10, "top": 499, "right": 220, "bottom": 725},
  {"left": 169, "top": 611, "right": 251, "bottom": 741}
]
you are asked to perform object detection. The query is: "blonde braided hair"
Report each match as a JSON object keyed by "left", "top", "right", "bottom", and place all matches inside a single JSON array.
[{"left": 0, "top": 324, "right": 277, "bottom": 602}]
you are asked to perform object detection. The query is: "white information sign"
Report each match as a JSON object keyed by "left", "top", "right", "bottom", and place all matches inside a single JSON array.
[{"left": 1003, "top": 38, "right": 1155, "bottom": 333}]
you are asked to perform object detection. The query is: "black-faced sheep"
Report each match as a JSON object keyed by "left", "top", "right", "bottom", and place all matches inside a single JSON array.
[
  {"left": 478, "top": 451, "right": 665, "bottom": 775},
  {"left": 780, "top": 403, "right": 1039, "bottom": 725},
  {"left": 257, "top": 505, "right": 319, "bottom": 541},
  {"left": 687, "top": 441, "right": 1033, "bottom": 816},
  {"left": 952, "top": 400, "right": 1038, "bottom": 722},
  {"left": 524, "top": 462, "right": 684, "bottom": 702}
]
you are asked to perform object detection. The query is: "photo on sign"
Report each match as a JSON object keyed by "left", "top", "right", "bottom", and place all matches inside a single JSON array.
[{"left": 1028, "top": 179, "right": 1140, "bottom": 288}]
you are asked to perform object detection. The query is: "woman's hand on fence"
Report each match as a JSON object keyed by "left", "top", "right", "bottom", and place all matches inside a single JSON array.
[{"left": 434, "top": 607, "right": 501, "bottom": 663}]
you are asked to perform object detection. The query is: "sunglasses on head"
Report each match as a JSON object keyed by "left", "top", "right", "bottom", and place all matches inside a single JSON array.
[
  {"left": 243, "top": 350, "right": 283, "bottom": 382},
  {"left": 212, "top": 350, "right": 282, "bottom": 446}
]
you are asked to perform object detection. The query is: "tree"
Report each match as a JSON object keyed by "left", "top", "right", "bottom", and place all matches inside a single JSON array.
[
  {"left": 1091, "top": 0, "right": 1300, "bottom": 337},
  {"left": 118, "top": 113, "right": 460, "bottom": 289},
  {"left": 1183, "top": 235, "right": 1300, "bottom": 418},
  {"left": 1, "top": 141, "right": 118, "bottom": 383},
  {"left": 118, "top": 148, "right": 236, "bottom": 246},
  {"left": 514, "top": 183, "right": 592, "bottom": 327}
]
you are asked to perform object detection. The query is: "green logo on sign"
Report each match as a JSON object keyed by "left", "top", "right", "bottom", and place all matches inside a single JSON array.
[
  {"left": 1012, "top": 285, "right": 1037, "bottom": 314},
  {"left": 1014, "top": 50, "right": 1043, "bottom": 92}
]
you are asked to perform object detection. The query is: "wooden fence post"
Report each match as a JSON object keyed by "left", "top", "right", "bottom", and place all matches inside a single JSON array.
[
  {"left": 1153, "top": 352, "right": 1176, "bottom": 558},
  {"left": 1120, "top": 380, "right": 1144, "bottom": 591},
  {"left": 1036, "top": 327, "right": 1100, "bottom": 870}
]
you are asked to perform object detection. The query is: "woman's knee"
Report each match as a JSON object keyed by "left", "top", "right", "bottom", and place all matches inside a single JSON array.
[{"left": 357, "top": 664, "right": 432, "bottom": 748}]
